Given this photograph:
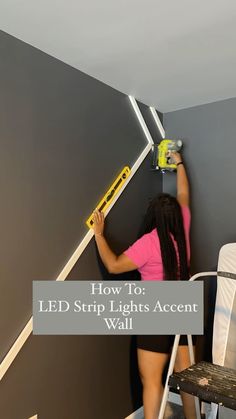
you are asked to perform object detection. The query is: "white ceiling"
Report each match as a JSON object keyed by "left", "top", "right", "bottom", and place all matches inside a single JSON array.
[{"left": 1, "top": 0, "right": 236, "bottom": 112}]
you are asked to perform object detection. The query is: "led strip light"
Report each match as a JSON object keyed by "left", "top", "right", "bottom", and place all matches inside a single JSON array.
[
  {"left": 150, "top": 106, "right": 166, "bottom": 139},
  {"left": 0, "top": 96, "right": 164, "bottom": 381}
]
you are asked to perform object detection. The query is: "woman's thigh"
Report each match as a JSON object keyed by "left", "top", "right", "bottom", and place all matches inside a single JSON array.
[{"left": 137, "top": 348, "right": 169, "bottom": 384}]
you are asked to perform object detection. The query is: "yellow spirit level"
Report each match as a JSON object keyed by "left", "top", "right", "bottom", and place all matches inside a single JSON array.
[{"left": 86, "top": 166, "right": 131, "bottom": 228}]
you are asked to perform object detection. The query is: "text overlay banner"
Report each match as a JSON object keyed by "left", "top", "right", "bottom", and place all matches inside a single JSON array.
[{"left": 33, "top": 281, "right": 203, "bottom": 335}]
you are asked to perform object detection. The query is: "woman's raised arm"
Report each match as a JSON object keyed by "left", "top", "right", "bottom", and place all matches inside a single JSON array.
[{"left": 171, "top": 152, "right": 190, "bottom": 207}]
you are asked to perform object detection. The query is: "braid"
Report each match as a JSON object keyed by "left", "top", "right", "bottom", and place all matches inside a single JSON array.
[{"left": 142, "top": 193, "right": 189, "bottom": 280}]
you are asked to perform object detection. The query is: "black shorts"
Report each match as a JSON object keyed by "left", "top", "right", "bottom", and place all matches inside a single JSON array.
[{"left": 136, "top": 335, "right": 197, "bottom": 354}]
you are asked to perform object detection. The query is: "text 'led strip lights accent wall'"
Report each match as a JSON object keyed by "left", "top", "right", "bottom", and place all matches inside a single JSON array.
[{"left": 0, "top": 96, "right": 165, "bottom": 381}]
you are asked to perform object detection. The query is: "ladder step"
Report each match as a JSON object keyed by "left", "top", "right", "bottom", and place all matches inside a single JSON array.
[{"left": 168, "top": 361, "right": 236, "bottom": 410}]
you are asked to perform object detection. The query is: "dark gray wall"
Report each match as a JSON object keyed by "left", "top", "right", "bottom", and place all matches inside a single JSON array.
[
  {"left": 164, "top": 97, "right": 236, "bottom": 273},
  {"left": 0, "top": 31, "right": 162, "bottom": 419}
]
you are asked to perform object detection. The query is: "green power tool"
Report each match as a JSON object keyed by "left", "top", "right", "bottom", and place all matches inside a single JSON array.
[{"left": 152, "top": 139, "right": 183, "bottom": 172}]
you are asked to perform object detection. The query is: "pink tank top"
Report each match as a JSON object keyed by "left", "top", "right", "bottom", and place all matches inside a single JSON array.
[{"left": 123, "top": 206, "right": 191, "bottom": 281}]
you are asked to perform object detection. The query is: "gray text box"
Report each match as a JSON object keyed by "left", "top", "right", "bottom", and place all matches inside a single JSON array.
[{"left": 33, "top": 281, "right": 203, "bottom": 335}]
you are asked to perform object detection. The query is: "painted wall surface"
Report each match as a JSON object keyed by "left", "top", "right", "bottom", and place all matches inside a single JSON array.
[
  {"left": 0, "top": 31, "right": 163, "bottom": 419},
  {"left": 164, "top": 97, "right": 236, "bottom": 273},
  {"left": 164, "top": 98, "right": 236, "bottom": 361}
]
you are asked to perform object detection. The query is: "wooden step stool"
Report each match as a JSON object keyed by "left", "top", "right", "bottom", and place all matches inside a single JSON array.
[{"left": 169, "top": 361, "right": 236, "bottom": 411}]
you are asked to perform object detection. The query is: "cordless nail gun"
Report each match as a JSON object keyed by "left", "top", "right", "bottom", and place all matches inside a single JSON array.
[{"left": 152, "top": 139, "right": 183, "bottom": 172}]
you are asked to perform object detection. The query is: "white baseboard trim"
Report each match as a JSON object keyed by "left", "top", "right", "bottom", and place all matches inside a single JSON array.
[
  {"left": 125, "top": 406, "right": 143, "bottom": 419},
  {"left": 168, "top": 391, "right": 182, "bottom": 406}
]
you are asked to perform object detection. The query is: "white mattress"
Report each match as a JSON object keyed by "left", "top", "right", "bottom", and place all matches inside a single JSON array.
[{"left": 211, "top": 243, "right": 236, "bottom": 419}]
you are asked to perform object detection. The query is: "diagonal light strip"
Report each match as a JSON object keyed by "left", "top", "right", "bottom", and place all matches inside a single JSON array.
[
  {"left": 129, "top": 96, "right": 154, "bottom": 145},
  {"left": 150, "top": 106, "right": 166, "bottom": 139},
  {"left": 0, "top": 96, "right": 164, "bottom": 381}
]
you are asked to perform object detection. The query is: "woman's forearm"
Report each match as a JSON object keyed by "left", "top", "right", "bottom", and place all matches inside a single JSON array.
[
  {"left": 95, "top": 233, "right": 118, "bottom": 273},
  {"left": 170, "top": 152, "right": 190, "bottom": 206},
  {"left": 176, "top": 163, "right": 189, "bottom": 206},
  {"left": 92, "top": 209, "right": 136, "bottom": 274}
]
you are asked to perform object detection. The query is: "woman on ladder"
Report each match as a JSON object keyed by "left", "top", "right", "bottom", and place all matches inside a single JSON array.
[{"left": 92, "top": 152, "right": 197, "bottom": 419}]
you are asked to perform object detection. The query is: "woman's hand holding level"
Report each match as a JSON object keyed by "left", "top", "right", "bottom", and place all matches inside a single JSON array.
[{"left": 92, "top": 209, "right": 105, "bottom": 236}]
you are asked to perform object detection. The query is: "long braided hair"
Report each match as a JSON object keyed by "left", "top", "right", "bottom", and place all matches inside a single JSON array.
[{"left": 141, "top": 193, "right": 189, "bottom": 280}]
